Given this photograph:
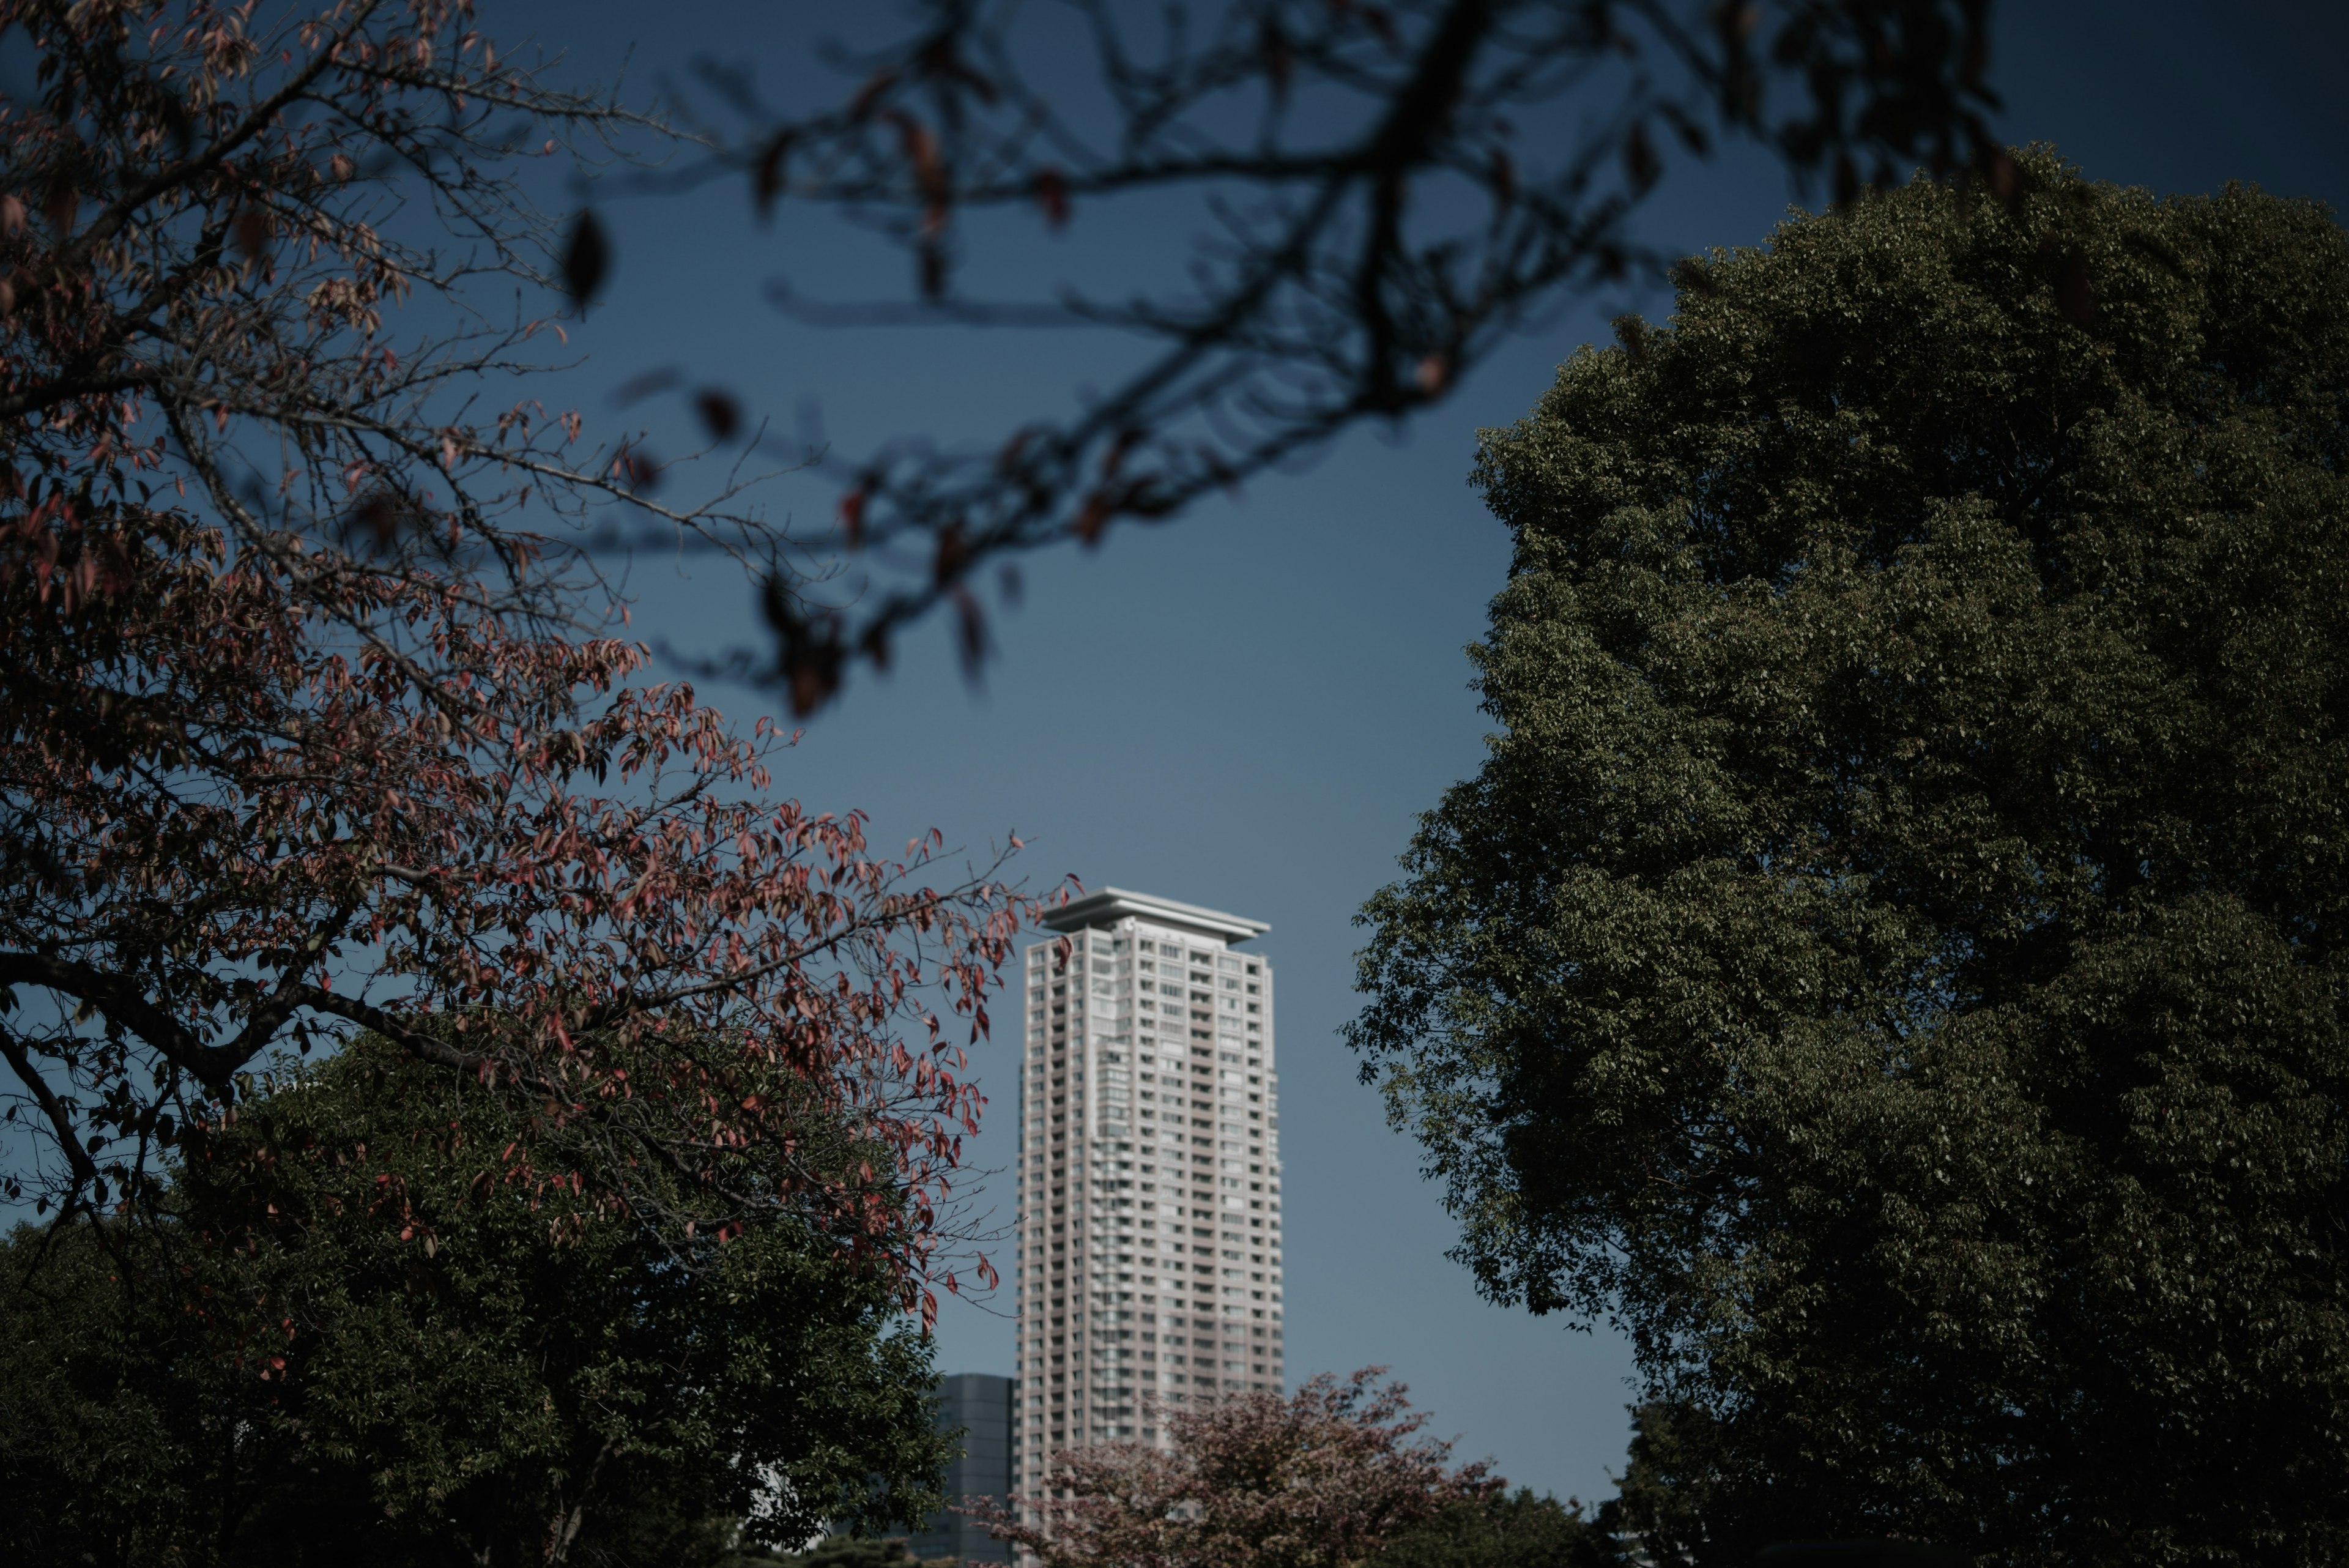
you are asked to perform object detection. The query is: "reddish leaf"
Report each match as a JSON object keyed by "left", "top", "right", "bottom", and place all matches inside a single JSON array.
[
  {"left": 617, "top": 445, "right": 660, "bottom": 492},
  {"left": 848, "top": 67, "right": 900, "bottom": 122},
  {"left": 1986, "top": 149, "right": 2022, "bottom": 206},
  {"left": 1035, "top": 166, "right": 1070, "bottom": 229},
  {"left": 2057, "top": 248, "right": 2096, "bottom": 325},
  {"left": 234, "top": 205, "right": 273, "bottom": 264},
  {"left": 42, "top": 169, "right": 75, "bottom": 236},
  {"left": 933, "top": 522, "right": 970, "bottom": 585},
  {"left": 952, "top": 586, "right": 987, "bottom": 675}
]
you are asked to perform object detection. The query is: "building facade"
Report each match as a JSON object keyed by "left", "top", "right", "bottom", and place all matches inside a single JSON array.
[
  {"left": 908, "top": 1372, "right": 1014, "bottom": 1564},
  {"left": 1011, "top": 888, "right": 1285, "bottom": 1493}
]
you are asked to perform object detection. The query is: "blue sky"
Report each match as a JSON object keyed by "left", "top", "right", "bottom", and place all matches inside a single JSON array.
[{"left": 478, "top": 0, "right": 2349, "bottom": 1508}]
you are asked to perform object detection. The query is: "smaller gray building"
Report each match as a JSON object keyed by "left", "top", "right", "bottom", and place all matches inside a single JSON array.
[{"left": 908, "top": 1373, "right": 1013, "bottom": 1564}]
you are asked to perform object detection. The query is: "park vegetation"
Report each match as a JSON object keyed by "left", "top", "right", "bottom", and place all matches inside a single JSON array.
[
  {"left": 8, "top": 0, "right": 2346, "bottom": 1563},
  {"left": 1352, "top": 147, "right": 2349, "bottom": 1566},
  {"left": 2, "top": 1038, "right": 952, "bottom": 1564}
]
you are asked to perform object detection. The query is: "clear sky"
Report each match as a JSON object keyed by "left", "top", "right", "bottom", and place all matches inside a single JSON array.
[{"left": 464, "top": 0, "right": 2349, "bottom": 1509}]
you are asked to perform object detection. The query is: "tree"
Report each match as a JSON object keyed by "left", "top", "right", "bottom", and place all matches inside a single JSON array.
[
  {"left": 1, "top": 1035, "right": 956, "bottom": 1566},
  {"left": 1375, "top": 1487, "right": 1625, "bottom": 1568},
  {"left": 1348, "top": 149, "right": 2349, "bottom": 1566},
  {"left": 0, "top": 0, "right": 1044, "bottom": 1312},
  {"left": 978, "top": 1369, "right": 1496, "bottom": 1568},
  {"left": 623, "top": 0, "right": 2006, "bottom": 708},
  {"left": 780, "top": 1536, "right": 953, "bottom": 1568}
]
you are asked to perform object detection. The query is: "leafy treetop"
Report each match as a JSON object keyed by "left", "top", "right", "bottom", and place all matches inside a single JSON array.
[{"left": 1351, "top": 148, "right": 2349, "bottom": 1565}]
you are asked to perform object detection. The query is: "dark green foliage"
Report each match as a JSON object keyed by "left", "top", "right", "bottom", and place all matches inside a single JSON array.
[
  {"left": 1375, "top": 1487, "right": 1625, "bottom": 1568},
  {"left": 776, "top": 1535, "right": 946, "bottom": 1568},
  {"left": 1350, "top": 150, "right": 2349, "bottom": 1567},
  {"left": 1, "top": 1038, "right": 952, "bottom": 1567}
]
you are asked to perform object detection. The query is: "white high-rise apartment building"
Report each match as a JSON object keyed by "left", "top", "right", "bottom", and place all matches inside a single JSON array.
[{"left": 1010, "top": 888, "right": 1285, "bottom": 1487}]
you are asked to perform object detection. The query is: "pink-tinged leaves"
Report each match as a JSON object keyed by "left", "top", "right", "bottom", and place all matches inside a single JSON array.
[{"left": 973, "top": 1369, "right": 1496, "bottom": 1568}]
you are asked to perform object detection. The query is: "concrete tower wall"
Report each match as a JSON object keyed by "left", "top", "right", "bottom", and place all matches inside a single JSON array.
[{"left": 1010, "top": 888, "right": 1286, "bottom": 1496}]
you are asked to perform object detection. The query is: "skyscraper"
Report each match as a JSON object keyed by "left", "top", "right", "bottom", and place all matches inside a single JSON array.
[
  {"left": 1010, "top": 888, "right": 1285, "bottom": 1491},
  {"left": 909, "top": 1373, "right": 1014, "bottom": 1564}
]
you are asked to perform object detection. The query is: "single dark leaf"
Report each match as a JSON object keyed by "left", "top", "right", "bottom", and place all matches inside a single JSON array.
[
  {"left": 754, "top": 132, "right": 793, "bottom": 218},
  {"left": 42, "top": 170, "right": 75, "bottom": 236},
  {"left": 1035, "top": 166, "right": 1070, "bottom": 229},
  {"left": 933, "top": 522, "right": 970, "bottom": 585},
  {"left": 952, "top": 586, "right": 987, "bottom": 675},
  {"left": 234, "top": 205, "right": 272, "bottom": 264},
  {"left": 347, "top": 492, "right": 401, "bottom": 549},
  {"left": 2057, "top": 248, "right": 2095, "bottom": 325},
  {"left": 563, "top": 209, "right": 610, "bottom": 308},
  {"left": 694, "top": 389, "right": 743, "bottom": 444},
  {"left": 1986, "top": 149, "right": 2022, "bottom": 206},
  {"left": 1624, "top": 125, "right": 1659, "bottom": 194}
]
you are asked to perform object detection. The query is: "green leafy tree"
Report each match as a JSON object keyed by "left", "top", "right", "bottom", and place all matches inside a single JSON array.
[
  {"left": 777, "top": 1536, "right": 948, "bottom": 1568},
  {"left": 1375, "top": 1487, "right": 1624, "bottom": 1568},
  {"left": 1, "top": 1036, "right": 952, "bottom": 1567},
  {"left": 1349, "top": 149, "right": 2349, "bottom": 1567}
]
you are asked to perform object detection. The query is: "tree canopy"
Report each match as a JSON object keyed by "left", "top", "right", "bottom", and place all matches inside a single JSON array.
[
  {"left": 1374, "top": 1487, "right": 1622, "bottom": 1568},
  {"left": 0, "top": 0, "right": 1041, "bottom": 1313},
  {"left": 1349, "top": 149, "right": 2349, "bottom": 1566},
  {"left": 1, "top": 1035, "right": 953, "bottom": 1567},
  {"left": 981, "top": 1369, "right": 1494, "bottom": 1568}
]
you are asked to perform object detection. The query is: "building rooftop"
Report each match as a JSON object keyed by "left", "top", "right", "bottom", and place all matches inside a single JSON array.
[{"left": 1037, "top": 885, "right": 1270, "bottom": 945}]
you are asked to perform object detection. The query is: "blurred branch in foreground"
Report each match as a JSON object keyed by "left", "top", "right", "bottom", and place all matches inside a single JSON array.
[{"left": 613, "top": 0, "right": 2003, "bottom": 710}]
